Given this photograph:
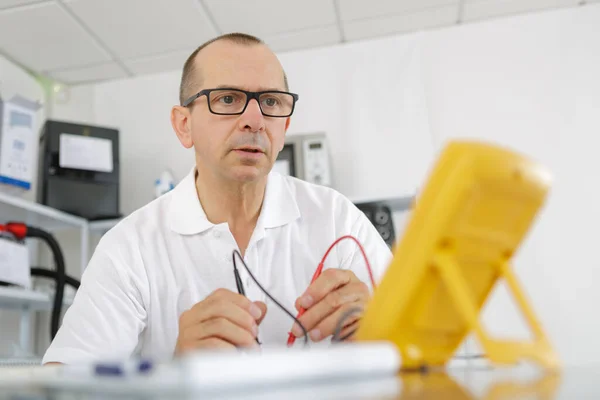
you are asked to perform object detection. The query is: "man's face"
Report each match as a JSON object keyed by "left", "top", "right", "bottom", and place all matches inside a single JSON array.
[{"left": 184, "top": 42, "right": 290, "bottom": 183}]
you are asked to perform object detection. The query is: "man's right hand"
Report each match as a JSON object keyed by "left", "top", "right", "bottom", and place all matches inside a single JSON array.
[{"left": 175, "top": 288, "right": 266, "bottom": 355}]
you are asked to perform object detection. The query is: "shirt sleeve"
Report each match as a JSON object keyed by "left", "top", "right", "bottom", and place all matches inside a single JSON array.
[{"left": 42, "top": 237, "right": 147, "bottom": 365}]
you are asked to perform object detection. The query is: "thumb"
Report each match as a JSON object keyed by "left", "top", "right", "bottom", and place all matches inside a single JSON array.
[{"left": 253, "top": 301, "right": 267, "bottom": 325}]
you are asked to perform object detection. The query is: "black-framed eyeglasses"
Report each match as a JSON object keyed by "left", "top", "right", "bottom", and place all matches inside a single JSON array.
[{"left": 182, "top": 88, "right": 299, "bottom": 117}]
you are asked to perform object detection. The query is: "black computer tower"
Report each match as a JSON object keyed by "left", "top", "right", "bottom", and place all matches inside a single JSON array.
[{"left": 37, "top": 120, "right": 120, "bottom": 220}]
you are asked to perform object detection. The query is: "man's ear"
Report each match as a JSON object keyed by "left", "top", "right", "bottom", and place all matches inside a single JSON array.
[{"left": 171, "top": 106, "right": 193, "bottom": 149}]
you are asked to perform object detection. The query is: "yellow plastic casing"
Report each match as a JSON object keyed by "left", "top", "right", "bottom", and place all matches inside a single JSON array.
[{"left": 355, "top": 140, "right": 559, "bottom": 370}]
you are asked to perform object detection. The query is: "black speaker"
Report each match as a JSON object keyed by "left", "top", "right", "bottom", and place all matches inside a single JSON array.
[{"left": 355, "top": 202, "right": 395, "bottom": 248}]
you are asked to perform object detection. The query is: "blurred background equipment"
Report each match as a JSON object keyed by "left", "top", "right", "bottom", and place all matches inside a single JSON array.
[
  {"left": 0, "top": 95, "right": 41, "bottom": 196},
  {"left": 154, "top": 169, "right": 176, "bottom": 199},
  {"left": 275, "top": 132, "right": 332, "bottom": 187},
  {"left": 354, "top": 201, "right": 396, "bottom": 248},
  {"left": 37, "top": 120, "right": 120, "bottom": 221}
]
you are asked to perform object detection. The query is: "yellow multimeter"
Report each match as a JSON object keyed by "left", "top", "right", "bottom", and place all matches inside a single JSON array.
[{"left": 356, "top": 139, "right": 559, "bottom": 370}]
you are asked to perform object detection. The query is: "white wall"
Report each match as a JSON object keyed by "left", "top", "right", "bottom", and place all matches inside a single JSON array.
[
  {"left": 50, "top": 84, "right": 96, "bottom": 126},
  {"left": 45, "top": 4, "right": 600, "bottom": 366},
  {"left": 277, "top": 35, "right": 433, "bottom": 199},
  {"left": 420, "top": 5, "right": 600, "bottom": 367}
]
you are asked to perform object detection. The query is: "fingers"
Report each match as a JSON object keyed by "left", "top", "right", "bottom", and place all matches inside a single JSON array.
[
  {"left": 194, "top": 299, "right": 259, "bottom": 333},
  {"left": 292, "top": 281, "right": 369, "bottom": 338},
  {"left": 180, "top": 289, "right": 263, "bottom": 331},
  {"left": 295, "top": 269, "right": 361, "bottom": 312},
  {"left": 176, "top": 288, "right": 268, "bottom": 355},
  {"left": 181, "top": 317, "right": 259, "bottom": 348},
  {"left": 309, "top": 304, "right": 364, "bottom": 341},
  {"left": 204, "top": 288, "right": 264, "bottom": 321},
  {"left": 335, "top": 319, "right": 360, "bottom": 342},
  {"left": 253, "top": 301, "right": 267, "bottom": 325}
]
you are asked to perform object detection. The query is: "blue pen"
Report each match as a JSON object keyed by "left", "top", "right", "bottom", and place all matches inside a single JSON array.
[{"left": 94, "top": 359, "right": 153, "bottom": 376}]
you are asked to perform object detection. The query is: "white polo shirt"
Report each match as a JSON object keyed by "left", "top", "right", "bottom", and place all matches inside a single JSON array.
[{"left": 42, "top": 168, "right": 392, "bottom": 364}]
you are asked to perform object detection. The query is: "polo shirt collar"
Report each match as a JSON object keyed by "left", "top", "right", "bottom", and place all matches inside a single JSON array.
[{"left": 169, "top": 167, "right": 300, "bottom": 235}]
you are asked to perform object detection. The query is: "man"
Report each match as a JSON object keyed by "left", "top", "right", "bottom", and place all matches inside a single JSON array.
[{"left": 42, "top": 33, "right": 391, "bottom": 364}]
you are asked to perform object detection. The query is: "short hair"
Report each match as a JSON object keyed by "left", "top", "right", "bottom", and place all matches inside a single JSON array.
[{"left": 179, "top": 32, "right": 289, "bottom": 106}]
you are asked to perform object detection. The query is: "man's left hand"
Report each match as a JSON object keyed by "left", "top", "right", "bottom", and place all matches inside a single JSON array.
[{"left": 290, "top": 269, "right": 370, "bottom": 342}]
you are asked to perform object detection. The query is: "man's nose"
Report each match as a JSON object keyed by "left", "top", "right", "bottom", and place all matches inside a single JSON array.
[{"left": 238, "top": 99, "right": 266, "bottom": 132}]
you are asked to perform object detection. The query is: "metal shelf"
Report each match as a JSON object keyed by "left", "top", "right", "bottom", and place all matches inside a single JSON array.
[
  {"left": 0, "top": 192, "right": 87, "bottom": 231},
  {"left": 0, "top": 286, "right": 73, "bottom": 311},
  {"left": 0, "top": 192, "right": 89, "bottom": 276},
  {"left": 0, "top": 193, "right": 87, "bottom": 354},
  {"left": 0, "top": 286, "right": 49, "bottom": 309},
  {"left": 88, "top": 218, "right": 122, "bottom": 234},
  {"left": 0, "top": 286, "right": 73, "bottom": 354}
]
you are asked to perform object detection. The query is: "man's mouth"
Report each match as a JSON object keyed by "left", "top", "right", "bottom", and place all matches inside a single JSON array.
[{"left": 235, "top": 147, "right": 263, "bottom": 153}]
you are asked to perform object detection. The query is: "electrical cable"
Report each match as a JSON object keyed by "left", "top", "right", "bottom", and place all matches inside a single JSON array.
[
  {"left": 287, "top": 235, "right": 376, "bottom": 346},
  {"left": 30, "top": 267, "right": 81, "bottom": 289},
  {"left": 232, "top": 250, "right": 309, "bottom": 347}
]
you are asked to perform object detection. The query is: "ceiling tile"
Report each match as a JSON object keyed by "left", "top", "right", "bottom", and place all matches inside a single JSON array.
[
  {"left": 46, "top": 62, "right": 128, "bottom": 84},
  {"left": 0, "top": 0, "right": 48, "bottom": 10},
  {"left": 62, "top": 0, "right": 218, "bottom": 59},
  {"left": 338, "top": 0, "right": 459, "bottom": 21},
  {"left": 266, "top": 26, "right": 341, "bottom": 53},
  {"left": 123, "top": 50, "right": 192, "bottom": 76},
  {"left": 344, "top": 5, "right": 457, "bottom": 41},
  {"left": 204, "top": 0, "right": 337, "bottom": 37},
  {"left": 0, "top": 2, "right": 110, "bottom": 70},
  {"left": 463, "top": 0, "right": 580, "bottom": 22}
]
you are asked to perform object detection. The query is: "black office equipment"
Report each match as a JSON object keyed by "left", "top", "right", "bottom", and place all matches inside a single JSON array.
[
  {"left": 355, "top": 202, "right": 396, "bottom": 248},
  {"left": 37, "top": 120, "right": 120, "bottom": 220}
]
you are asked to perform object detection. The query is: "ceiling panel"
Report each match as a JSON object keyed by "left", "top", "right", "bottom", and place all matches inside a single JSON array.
[
  {"left": 338, "top": 0, "right": 458, "bottom": 21},
  {"left": 0, "top": 0, "right": 48, "bottom": 9},
  {"left": 0, "top": 2, "right": 110, "bottom": 70},
  {"left": 62, "top": 0, "right": 218, "bottom": 60},
  {"left": 266, "top": 25, "right": 341, "bottom": 53},
  {"left": 463, "top": 0, "right": 580, "bottom": 22},
  {"left": 46, "top": 61, "right": 128, "bottom": 84},
  {"left": 344, "top": 5, "right": 457, "bottom": 41},
  {"left": 204, "top": 0, "right": 337, "bottom": 38},
  {"left": 123, "top": 50, "right": 192, "bottom": 76}
]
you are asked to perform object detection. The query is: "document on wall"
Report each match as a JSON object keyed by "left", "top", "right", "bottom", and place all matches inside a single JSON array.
[
  {"left": 0, "top": 100, "right": 37, "bottom": 189},
  {"left": 59, "top": 133, "right": 113, "bottom": 172}
]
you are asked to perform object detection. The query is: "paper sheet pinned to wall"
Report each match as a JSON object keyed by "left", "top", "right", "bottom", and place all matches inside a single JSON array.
[{"left": 59, "top": 133, "right": 113, "bottom": 172}]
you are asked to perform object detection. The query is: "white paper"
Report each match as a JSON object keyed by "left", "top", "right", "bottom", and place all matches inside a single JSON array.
[
  {"left": 59, "top": 133, "right": 113, "bottom": 172},
  {"left": 0, "top": 101, "right": 36, "bottom": 187},
  {"left": 273, "top": 159, "right": 291, "bottom": 176},
  {"left": 0, "top": 239, "right": 30, "bottom": 289}
]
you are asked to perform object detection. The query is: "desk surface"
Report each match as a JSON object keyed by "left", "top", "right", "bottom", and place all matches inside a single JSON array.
[{"left": 0, "top": 364, "right": 596, "bottom": 400}]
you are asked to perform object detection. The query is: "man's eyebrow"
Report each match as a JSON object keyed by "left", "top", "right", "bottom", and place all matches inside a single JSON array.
[{"left": 214, "top": 84, "right": 286, "bottom": 92}]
